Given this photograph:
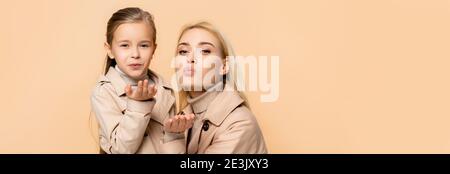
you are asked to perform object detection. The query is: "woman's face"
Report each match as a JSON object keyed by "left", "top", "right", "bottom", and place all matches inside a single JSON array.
[
  {"left": 175, "top": 28, "right": 225, "bottom": 91},
  {"left": 106, "top": 22, "right": 156, "bottom": 80}
]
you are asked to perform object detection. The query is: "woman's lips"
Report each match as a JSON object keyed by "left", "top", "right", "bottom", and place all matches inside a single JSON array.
[
  {"left": 129, "top": 63, "right": 142, "bottom": 70},
  {"left": 183, "top": 67, "right": 194, "bottom": 76}
]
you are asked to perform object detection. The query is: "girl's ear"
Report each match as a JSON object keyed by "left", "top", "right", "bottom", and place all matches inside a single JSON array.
[
  {"left": 104, "top": 42, "right": 114, "bottom": 59},
  {"left": 220, "top": 57, "right": 229, "bottom": 75}
]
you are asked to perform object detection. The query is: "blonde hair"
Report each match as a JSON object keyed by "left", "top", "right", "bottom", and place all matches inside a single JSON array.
[
  {"left": 175, "top": 21, "right": 250, "bottom": 112},
  {"left": 103, "top": 7, "right": 157, "bottom": 74}
]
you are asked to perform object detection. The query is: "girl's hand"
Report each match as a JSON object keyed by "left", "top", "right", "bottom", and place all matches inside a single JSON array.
[
  {"left": 164, "top": 114, "right": 195, "bottom": 133},
  {"left": 125, "top": 79, "right": 157, "bottom": 101}
]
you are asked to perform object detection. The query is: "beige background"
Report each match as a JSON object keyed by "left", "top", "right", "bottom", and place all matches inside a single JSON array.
[{"left": 1, "top": 0, "right": 450, "bottom": 153}]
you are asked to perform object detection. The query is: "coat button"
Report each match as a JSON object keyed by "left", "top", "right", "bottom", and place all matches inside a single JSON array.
[{"left": 202, "top": 122, "right": 209, "bottom": 131}]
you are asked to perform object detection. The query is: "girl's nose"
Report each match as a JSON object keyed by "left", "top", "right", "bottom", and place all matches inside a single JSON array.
[{"left": 131, "top": 47, "right": 140, "bottom": 59}]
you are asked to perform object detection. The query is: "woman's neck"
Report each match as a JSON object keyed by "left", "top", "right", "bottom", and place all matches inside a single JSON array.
[{"left": 188, "top": 82, "right": 224, "bottom": 98}]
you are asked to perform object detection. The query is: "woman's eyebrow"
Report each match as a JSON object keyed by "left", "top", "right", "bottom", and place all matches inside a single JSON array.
[
  {"left": 178, "top": 42, "right": 190, "bottom": 47},
  {"left": 199, "top": 42, "right": 215, "bottom": 47}
]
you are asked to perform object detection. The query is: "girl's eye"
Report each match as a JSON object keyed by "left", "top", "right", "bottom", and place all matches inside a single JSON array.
[
  {"left": 120, "top": 44, "right": 129, "bottom": 48},
  {"left": 202, "top": 49, "right": 211, "bottom": 55},
  {"left": 140, "top": 44, "right": 150, "bottom": 48},
  {"left": 178, "top": 50, "right": 188, "bottom": 55}
]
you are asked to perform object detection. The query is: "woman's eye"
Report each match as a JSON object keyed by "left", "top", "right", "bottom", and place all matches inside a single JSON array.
[
  {"left": 178, "top": 50, "right": 188, "bottom": 55},
  {"left": 202, "top": 49, "right": 211, "bottom": 54},
  {"left": 120, "top": 44, "right": 129, "bottom": 48},
  {"left": 140, "top": 44, "right": 149, "bottom": 48}
]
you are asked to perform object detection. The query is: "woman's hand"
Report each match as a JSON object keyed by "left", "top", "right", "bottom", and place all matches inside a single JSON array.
[
  {"left": 125, "top": 79, "right": 157, "bottom": 101},
  {"left": 164, "top": 114, "right": 195, "bottom": 133}
]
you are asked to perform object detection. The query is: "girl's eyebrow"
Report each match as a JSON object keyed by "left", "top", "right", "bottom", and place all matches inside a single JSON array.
[
  {"left": 115, "top": 40, "right": 152, "bottom": 43},
  {"left": 116, "top": 39, "right": 130, "bottom": 43}
]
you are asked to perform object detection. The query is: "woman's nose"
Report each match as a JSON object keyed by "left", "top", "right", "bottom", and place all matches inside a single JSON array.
[{"left": 186, "top": 54, "right": 195, "bottom": 64}]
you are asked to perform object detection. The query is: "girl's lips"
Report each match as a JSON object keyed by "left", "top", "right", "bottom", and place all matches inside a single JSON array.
[{"left": 129, "top": 63, "right": 142, "bottom": 70}]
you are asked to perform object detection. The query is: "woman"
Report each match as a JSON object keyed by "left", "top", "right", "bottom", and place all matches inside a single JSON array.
[{"left": 174, "top": 21, "right": 267, "bottom": 153}]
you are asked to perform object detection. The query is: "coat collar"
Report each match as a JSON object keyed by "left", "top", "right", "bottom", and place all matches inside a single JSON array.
[
  {"left": 101, "top": 67, "right": 127, "bottom": 96},
  {"left": 187, "top": 83, "right": 223, "bottom": 116},
  {"left": 204, "top": 89, "right": 244, "bottom": 126},
  {"left": 101, "top": 66, "right": 173, "bottom": 96},
  {"left": 99, "top": 67, "right": 175, "bottom": 124},
  {"left": 184, "top": 83, "right": 244, "bottom": 126}
]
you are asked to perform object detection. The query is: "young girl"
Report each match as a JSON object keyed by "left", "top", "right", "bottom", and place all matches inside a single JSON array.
[
  {"left": 91, "top": 7, "right": 194, "bottom": 154},
  {"left": 174, "top": 22, "right": 267, "bottom": 153}
]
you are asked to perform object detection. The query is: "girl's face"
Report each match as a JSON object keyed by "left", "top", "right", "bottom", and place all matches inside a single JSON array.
[
  {"left": 175, "top": 28, "right": 225, "bottom": 91},
  {"left": 106, "top": 22, "right": 156, "bottom": 80}
]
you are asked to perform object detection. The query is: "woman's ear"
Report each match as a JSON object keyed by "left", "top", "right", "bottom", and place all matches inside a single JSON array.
[
  {"left": 220, "top": 57, "right": 229, "bottom": 75},
  {"left": 104, "top": 42, "right": 114, "bottom": 59}
]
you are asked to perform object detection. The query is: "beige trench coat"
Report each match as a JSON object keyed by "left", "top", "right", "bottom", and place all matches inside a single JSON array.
[
  {"left": 184, "top": 87, "right": 268, "bottom": 154},
  {"left": 91, "top": 67, "right": 184, "bottom": 154}
]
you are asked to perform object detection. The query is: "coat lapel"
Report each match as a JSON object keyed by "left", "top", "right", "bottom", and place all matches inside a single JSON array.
[
  {"left": 182, "top": 106, "right": 202, "bottom": 154},
  {"left": 149, "top": 70, "right": 175, "bottom": 125},
  {"left": 185, "top": 86, "right": 245, "bottom": 154}
]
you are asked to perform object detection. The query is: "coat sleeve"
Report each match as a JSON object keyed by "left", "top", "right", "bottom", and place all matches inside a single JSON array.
[
  {"left": 159, "top": 132, "right": 186, "bottom": 154},
  {"left": 91, "top": 84, "right": 155, "bottom": 154},
  {"left": 204, "top": 108, "right": 268, "bottom": 154},
  {"left": 157, "top": 105, "right": 194, "bottom": 154}
]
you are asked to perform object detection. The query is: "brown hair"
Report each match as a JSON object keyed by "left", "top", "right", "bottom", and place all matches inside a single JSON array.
[
  {"left": 104, "top": 7, "right": 157, "bottom": 74},
  {"left": 94, "top": 7, "right": 157, "bottom": 154}
]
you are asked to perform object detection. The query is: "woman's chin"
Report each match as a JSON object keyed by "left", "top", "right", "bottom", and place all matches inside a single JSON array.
[{"left": 180, "top": 82, "right": 203, "bottom": 91}]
